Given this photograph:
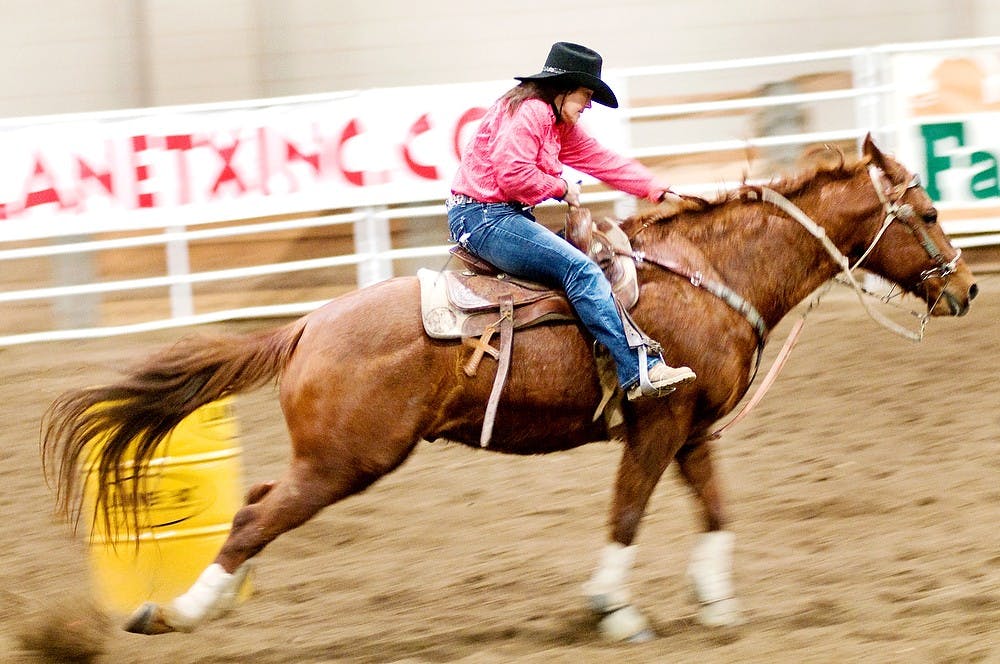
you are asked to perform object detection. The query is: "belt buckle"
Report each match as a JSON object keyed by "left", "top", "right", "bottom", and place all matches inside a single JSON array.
[{"left": 447, "top": 193, "right": 473, "bottom": 210}]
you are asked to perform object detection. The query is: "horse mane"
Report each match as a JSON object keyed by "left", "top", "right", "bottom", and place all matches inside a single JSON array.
[{"left": 631, "top": 145, "right": 872, "bottom": 227}]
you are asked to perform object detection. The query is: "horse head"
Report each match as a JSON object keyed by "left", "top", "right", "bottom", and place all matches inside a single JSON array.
[{"left": 854, "top": 134, "right": 978, "bottom": 317}]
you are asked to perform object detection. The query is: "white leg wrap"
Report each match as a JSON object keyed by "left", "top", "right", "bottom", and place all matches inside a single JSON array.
[
  {"left": 687, "top": 531, "right": 742, "bottom": 627},
  {"left": 583, "top": 544, "right": 653, "bottom": 641},
  {"left": 164, "top": 563, "right": 242, "bottom": 632},
  {"left": 583, "top": 543, "right": 637, "bottom": 613},
  {"left": 596, "top": 604, "right": 653, "bottom": 643}
]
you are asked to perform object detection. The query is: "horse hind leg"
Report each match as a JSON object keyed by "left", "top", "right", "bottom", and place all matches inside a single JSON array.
[
  {"left": 673, "top": 439, "right": 742, "bottom": 627},
  {"left": 243, "top": 479, "right": 276, "bottom": 505},
  {"left": 122, "top": 479, "right": 278, "bottom": 635},
  {"left": 125, "top": 441, "right": 415, "bottom": 635}
]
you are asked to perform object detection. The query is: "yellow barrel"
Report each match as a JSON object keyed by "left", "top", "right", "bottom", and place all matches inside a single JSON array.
[{"left": 83, "top": 397, "right": 249, "bottom": 614}]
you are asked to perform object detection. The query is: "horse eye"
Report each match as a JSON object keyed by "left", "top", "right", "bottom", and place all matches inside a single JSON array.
[{"left": 923, "top": 208, "right": 938, "bottom": 224}]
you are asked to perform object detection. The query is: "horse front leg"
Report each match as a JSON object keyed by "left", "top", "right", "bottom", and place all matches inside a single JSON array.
[
  {"left": 583, "top": 434, "right": 674, "bottom": 642},
  {"left": 674, "top": 438, "right": 742, "bottom": 627}
]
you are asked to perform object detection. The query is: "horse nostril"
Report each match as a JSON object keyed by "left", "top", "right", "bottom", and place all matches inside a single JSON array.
[{"left": 969, "top": 283, "right": 979, "bottom": 301}]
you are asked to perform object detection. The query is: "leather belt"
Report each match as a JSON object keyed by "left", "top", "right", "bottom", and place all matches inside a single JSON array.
[
  {"left": 446, "top": 193, "right": 534, "bottom": 214},
  {"left": 446, "top": 193, "right": 480, "bottom": 209}
]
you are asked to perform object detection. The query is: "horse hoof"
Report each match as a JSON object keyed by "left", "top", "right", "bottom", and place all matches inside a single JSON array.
[
  {"left": 123, "top": 602, "right": 176, "bottom": 635},
  {"left": 597, "top": 604, "right": 654, "bottom": 642},
  {"left": 624, "top": 627, "right": 655, "bottom": 643},
  {"left": 696, "top": 597, "right": 743, "bottom": 627}
]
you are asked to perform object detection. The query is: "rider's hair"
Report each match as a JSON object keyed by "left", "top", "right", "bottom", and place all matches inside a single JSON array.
[{"left": 501, "top": 80, "right": 576, "bottom": 123}]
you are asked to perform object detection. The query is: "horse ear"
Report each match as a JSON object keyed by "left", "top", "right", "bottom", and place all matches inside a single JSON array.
[{"left": 862, "top": 132, "right": 887, "bottom": 170}]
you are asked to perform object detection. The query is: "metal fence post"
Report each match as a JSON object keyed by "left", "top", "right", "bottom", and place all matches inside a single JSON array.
[
  {"left": 613, "top": 74, "right": 639, "bottom": 220},
  {"left": 853, "top": 48, "right": 895, "bottom": 293},
  {"left": 756, "top": 80, "right": 806, "bottom": 169},
  {"left": 52, "top": 235, "right": 98, "bottom": 329},
  {"left": 354, "top": 206, "right": 393, "bottom": 288},
  {"left": 852, "top": 48, "right": 893, "bottom": 150},
  {"left": 166, "top": 225, "right": 194, "bottom": 318}
]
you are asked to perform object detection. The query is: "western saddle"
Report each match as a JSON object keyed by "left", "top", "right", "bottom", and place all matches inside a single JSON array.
[{"left": 417, "top": 207, "right": 658, "bottom": 447}]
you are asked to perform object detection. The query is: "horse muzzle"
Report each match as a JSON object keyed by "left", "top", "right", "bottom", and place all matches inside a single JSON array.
[{"left": 926, "top": 266, "right": 978, "bottom": 317}]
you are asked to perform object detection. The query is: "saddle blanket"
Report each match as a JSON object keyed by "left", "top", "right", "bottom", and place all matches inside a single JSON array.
[
  {"left": 418, "top": 268, "right": 466, "bottom": 339},
  {"left": 417, "top": 268, "right": 572, "bottom": 339}
]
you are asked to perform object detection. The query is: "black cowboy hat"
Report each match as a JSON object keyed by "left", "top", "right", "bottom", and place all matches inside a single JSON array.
[{"left": 515, "top": 42, "right": 619, "bottom": 108}]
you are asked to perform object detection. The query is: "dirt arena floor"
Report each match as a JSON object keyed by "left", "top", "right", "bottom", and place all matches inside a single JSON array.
[{"left": 1, "top": 273, "right": 997, "bottom": 664}]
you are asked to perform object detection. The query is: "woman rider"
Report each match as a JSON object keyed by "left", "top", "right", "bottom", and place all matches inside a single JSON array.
[{"left": 447, "top": 41, "right": 695, "bottom": 400}]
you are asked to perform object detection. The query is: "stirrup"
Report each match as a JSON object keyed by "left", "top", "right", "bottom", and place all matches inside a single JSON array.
[
  {"left": 634, "top": 345, "right": 662, "bottom": 396},
  {"left": 627, "top": 346, "right": 695, "bottom": 401}
]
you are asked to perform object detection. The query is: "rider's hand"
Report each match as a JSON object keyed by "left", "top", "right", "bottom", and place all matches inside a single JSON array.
[
  {"left": 561, "top": 179, "right": 582, "bottom": 208},
  {"left": 657, "top": 189, "right": 685, "bottom": 206}
]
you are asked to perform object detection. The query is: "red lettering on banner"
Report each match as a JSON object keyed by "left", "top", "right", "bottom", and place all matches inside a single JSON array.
[
  {"left": 165, "top": 135, "right": 193, "bottom": 151},
  {"left": 337, "top": 118, "right": 389, "bottom": 187},
  {"left": 77, "top": 159, "right": 114, "bottom": 194},
  {"left": 286, "top": 141, "right": 321, "bottom": 172},
  {"left": 275, "top": 134, "right": 324, "bottom": 194},
  {"left": 402, "top": 113, "right": 438, "bottom": 180},
  {"left": 258, "top": 127, "right": 271, "bottom": 195},
  {"left": 24, "top": 157, "right": 68, "bottom": 209},
  {"left": 338, "top": 119, "right": 365, "bottom": 187},
  {"left": 453, "top": 107, "right": 486, "bottom": 159},
  {"left": 166, "top": 134, "right": 195, "bottom": 204},
  {"left": 132, "top": 134, "right": 156, "bottom": 208},
  {"left": 210, "top": 140, "right": 248, "bottom": 195},
  {"left": 0, "top": 90, "right": 509, "bottom": 222}
]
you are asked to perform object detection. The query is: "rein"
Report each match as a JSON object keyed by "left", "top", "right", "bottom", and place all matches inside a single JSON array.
[
  {"left": 624, "top": 249, "right": 769, "bottom": 379},
  {"left": 623, "top": 241, "right": 802, "bottom": 443},
  {"left": 630, "top": 162, "right": 957, "bottom": 441},
  {"left": 750, "top": 164, "right": 962, "bottom": 343},
  {"left": 750, "top": 179, "right": 924, "bottom": 342}
]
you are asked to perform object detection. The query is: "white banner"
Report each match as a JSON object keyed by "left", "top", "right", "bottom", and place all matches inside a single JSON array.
[{"left": 0, "top": 79, "right": 625, "bottom": 235}]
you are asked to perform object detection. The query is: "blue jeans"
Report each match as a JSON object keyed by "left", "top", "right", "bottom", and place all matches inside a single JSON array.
[{"left": 447, "top": 201, "right": 650, "bottom": 389}]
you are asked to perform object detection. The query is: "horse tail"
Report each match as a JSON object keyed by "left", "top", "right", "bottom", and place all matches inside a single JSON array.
[{"left": 41, "top": 319, "right": 307, "bottom": 540}]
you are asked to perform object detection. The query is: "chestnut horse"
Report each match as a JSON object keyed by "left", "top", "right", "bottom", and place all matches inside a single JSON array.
[{"left": 42, "top": 136, "right": 977, "bottom": 642}]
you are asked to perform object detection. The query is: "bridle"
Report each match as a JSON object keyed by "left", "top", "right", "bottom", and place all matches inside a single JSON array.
[
  {"left": 695, "top": 163, "right": 965, "bottom": 441},
  {"left": 623, "top": 161, "right": 963, "bottom": 441},
  {"left": 738, "top": 161, "right": 965, "bottom": 342},
  {"left": 622, "top": 161, "right": 963, "bottom": 374},
  {"left": 861, "top": 165, "right": 962, "bottom": 284}
]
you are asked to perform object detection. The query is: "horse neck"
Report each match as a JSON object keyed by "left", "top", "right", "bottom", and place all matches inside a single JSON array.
[{"left": 659, "top": 175, "right": 874, "bottom": 328}]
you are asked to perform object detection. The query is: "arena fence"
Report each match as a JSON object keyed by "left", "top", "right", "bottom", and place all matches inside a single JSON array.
[{"left": 2, "top": 37, "right": 999, "bottom": 346}]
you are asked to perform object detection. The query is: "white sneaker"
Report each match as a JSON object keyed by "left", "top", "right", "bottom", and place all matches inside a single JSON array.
[{"left": 627, "top": 362, "right": 696, "bottom": 401}]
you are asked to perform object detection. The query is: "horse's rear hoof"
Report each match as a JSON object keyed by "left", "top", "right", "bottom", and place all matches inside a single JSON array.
[
  {"left": 123, "top": 603, "right": 176, "bottom": 635},
  {"left": 624, "top": 627, "right": 655, "bottom": 643},
  {"left": 597, "top": 604, "right": 655, "bottom": 642},
  {"left": 696, "top": 597, "right": 743, "bottom": 627}
]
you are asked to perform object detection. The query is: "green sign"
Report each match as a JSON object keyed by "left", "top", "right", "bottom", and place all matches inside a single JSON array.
[{"left": 921, "top": 121, "right": 1000, "bottom": 201}]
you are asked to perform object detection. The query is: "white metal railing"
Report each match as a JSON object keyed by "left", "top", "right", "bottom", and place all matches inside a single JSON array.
[
  {"left": 3, "top": 38, "right": 999, "bottom": 346},
  {"left": 624, "top": 87, "right": 895, "bottom": 119}
]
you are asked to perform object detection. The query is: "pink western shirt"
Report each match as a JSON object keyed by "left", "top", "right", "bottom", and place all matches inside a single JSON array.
[{"left": 451, "top": 98, "right": 666, "bottom": 206}]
